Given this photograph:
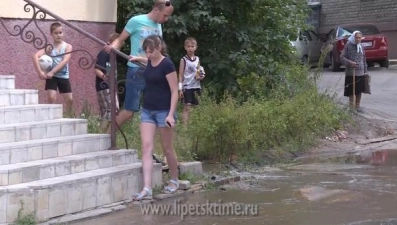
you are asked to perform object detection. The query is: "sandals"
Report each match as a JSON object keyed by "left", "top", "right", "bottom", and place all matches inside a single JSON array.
[
  {"left": 163, "top": 179, "right": 179, "bottom": 194},
  {"left": 133, "top": 179, "right": 179, "bottom": 200},
  {"left": 133, "top": 187, "right": 153, "bottom": 201}
]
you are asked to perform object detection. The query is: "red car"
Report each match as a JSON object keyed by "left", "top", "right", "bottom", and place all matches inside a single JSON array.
[{"left": 324, "top": 23, "right": 389, "bottom": 72}]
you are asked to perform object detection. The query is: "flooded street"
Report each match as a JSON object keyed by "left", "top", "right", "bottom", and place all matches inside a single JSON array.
[{"left": 72, "top": 150, "right": 397, "bottom": 225}]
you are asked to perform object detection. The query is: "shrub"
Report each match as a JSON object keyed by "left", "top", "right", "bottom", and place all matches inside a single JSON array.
[
  {"left": 85, "top": 65, "right": 349, "bottom": 165},
  {"left": 179, "top": 66, "right": 349, "bottom": 165}
]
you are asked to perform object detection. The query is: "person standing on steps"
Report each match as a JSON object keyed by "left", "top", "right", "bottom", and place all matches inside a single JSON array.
[
  {"left": 104, "top": 0, "right": 174, "bottom": 133},
  {"left": 340, "top": 30, "right": 368, "bottom": 113},
  {"left": 130, "top": 35, "right": 179, "bottom": 201},
  {"left": 33, "top": 22, "right": 74, "bottom": 115},
  {"left": 95, "top": 33, "right": 122, "bottom": 133}
]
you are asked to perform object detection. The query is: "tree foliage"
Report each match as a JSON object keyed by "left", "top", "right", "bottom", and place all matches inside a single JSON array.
[
  {"left": 112, "top": 0, "right": 349, "bottom": 164},
  {"left": 117, "top": 0, "right": 310, "bottom": 100}
]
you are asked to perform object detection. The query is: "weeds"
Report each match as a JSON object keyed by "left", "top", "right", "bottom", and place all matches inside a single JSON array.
[
  {"left": 182, "top": 63, "right": 349, "bottom": 165},
  {"left": 13, "top": 201, "right": 36, "bottom": 225},
  {"left": 83, "top": 84, "right": 348, "bottom": 165},
  {"left": 179, "top": 171, "right": 204, "bottom": 184},
  {"left": 81, "top": 59, "right": 349, "bottom": 166}
]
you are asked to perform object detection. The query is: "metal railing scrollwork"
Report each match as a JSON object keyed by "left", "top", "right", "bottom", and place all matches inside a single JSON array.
[{"left": 0, "top": 0, "right": 146, "bottom": 150}]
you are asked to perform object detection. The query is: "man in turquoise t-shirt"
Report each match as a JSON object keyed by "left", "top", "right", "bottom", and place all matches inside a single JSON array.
[{"left": 106, "top": 0, "right": 174, "bottom": 132}]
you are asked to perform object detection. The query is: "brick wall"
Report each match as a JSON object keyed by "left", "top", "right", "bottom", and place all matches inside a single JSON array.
[
  {"left": 318, "top": 0, "right": 397, "bottom": 27},
  {"left": 0, "top": 19, "right": 115, "bottom": 115},
  {"left": 317, "top": 0, "right": 397, "bottom": 58}
]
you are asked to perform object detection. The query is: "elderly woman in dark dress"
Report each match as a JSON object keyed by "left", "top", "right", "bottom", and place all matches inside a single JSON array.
[{"left": 340, "top": 30, "right": 368, "bottom": 112}]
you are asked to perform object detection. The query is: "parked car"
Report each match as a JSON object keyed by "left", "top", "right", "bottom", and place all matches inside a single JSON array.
[
  {"left": 323, "top": 23, "right": 389, "bottom": 72},
  {"left": 290, "top": 29, "right": 327, "bottom": 65}
]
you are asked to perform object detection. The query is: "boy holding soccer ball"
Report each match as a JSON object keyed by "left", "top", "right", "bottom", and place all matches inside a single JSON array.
[
  {"left": 178, "top": 37, "right": 205, "bottom": 126},
  {"left": 32, "top": 22, "right": 73, "bottom": 114}
]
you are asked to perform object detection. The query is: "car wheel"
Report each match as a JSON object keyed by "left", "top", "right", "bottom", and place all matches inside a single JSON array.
[
  {"left": 331, "top": 54, "right": 340, "bottom": 72},
  {"left": 379, "top": 59, "right": 389, "bottom": 68}
]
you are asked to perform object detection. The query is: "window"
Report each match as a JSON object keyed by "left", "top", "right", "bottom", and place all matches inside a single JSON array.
[
  {"left": 337, "top": 28, "right": 351, "bottom": 38},
  {"left": 302, "top": 31, "right": 313, "bottom": 41}
]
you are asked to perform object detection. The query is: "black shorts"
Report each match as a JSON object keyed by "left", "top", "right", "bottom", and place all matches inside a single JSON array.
[
  {"left": 183, "top": 88, "right": 201, "bottom": 105},
  {"left": 45, "top": 77, "right": 72, "bottom": 94}
]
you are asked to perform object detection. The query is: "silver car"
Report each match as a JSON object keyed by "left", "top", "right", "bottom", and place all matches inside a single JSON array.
[{"left": 290, "top": 30, "right": 325, "bottom": 65}]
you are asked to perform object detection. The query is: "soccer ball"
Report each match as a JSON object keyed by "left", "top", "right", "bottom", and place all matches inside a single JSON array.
[
  {"left": 199, "top": 66, "right": 205, "bottom": 77},
  {"left": 39, "top": 55, "right": 53, "bottom": 72}
]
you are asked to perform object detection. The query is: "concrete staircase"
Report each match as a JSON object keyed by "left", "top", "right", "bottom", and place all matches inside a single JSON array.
[{"left": 0, "top": 75, "right": 162, "bottom": 224}]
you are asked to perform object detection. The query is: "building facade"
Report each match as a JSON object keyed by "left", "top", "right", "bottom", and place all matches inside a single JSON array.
[
  {"left": 309, "top": 0, "right": 397, "bottom": 59},
  {"left": 0, "top": 0, "right": 117, "bottom": 114}
]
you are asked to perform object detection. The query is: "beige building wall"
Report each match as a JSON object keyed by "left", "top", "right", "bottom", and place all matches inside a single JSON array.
[{"left": 0, "top": 0, "right": 117, "bottom": 23}]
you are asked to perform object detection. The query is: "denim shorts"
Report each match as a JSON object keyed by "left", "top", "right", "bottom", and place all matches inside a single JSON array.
[
  {"left": 123, "top": 66, "right": 145, "bottom": 112},
  {"left": 140, "top": 108, "right": 177, "bottom": 128}
]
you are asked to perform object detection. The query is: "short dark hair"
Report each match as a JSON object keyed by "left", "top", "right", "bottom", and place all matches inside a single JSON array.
[{"left": 50, "top": 22, "right": 62, "bottom": 33}]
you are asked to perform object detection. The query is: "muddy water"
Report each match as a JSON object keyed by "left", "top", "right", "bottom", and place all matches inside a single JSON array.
[{"left": 73, "top": 150, "right": 397, "bottom": 225}]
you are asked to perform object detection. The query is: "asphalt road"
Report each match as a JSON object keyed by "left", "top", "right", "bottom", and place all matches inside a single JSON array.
[{"left": 317, "top": 65, "right": 397, "bottom": 121}]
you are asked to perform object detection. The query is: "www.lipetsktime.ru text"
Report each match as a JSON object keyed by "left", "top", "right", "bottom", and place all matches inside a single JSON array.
[{"left": 141, "top": 200, "right": 259, "bottom": 220}]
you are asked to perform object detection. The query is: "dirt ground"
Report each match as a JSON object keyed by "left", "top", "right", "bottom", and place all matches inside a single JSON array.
[{"left": 301, "top": 113, "right": 397, "bottom": 161}]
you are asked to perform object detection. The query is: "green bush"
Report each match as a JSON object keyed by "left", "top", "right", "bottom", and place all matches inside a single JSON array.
[
  {"left": 86, "top": 65, "right": 349, "bottom": 165},
  {"left": 82, "top": 0, "right": 349, "bottom": 165},
  {"left": 116, "top": 0, "right": 310, "bottom": 101},
  {"left": 184, "top": 68, "right": 348, "bottom": 165}
]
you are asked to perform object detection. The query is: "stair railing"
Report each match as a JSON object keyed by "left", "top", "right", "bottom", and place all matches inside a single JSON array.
[{"left": 0, "top": 0, "right": 144, "bottom": 150}]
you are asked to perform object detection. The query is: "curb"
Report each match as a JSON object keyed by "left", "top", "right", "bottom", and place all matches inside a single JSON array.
[
  {"left": 389, "top": 59, "right": 397, "bottom": 65},
  {"left": 39, "top": 175, "right": 242, "bottom": 225}
]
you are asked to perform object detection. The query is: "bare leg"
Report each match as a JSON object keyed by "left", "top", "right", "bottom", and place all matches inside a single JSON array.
[
  {"left": 182, "top": 105, "right": 191, "bottom": 126},
  {"left": 137, "top": 122, "right": 157, "bottom": 196},
  {"left": 159, "top": 127, "right": 178, "bottom": 190},
  {"left": 106, "top": 109, "right": 134, "bottom": 133},
  {"left": 101, "top": 121, "right": 110, "bottom": 133},
  {"left": 47, "top": 90, "right": 57, "bottom": 104},
  {"left": 62, "top": 93, "right": 73, "bottom": 116}
]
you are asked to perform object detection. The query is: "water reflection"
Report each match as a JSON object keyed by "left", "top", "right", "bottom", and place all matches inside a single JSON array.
[{"left": 73, "top": 151, "right": 397, "bottom": 225}]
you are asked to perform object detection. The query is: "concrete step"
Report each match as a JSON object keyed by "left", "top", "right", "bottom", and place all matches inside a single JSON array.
[
  {"left": 0, "top": 104, "right": 63, "bottom": 125},
  {"left": 0, "top": 89, "right": 38, "bottom": 107},
  {"left": 0, "top": 163, "right": 163, "bottom": 224},
  {"left": 0, "top": 118, "right": 87, "bottom": 144},
  {"left": 0, "top": 75, "right": 15, "bottom": 90},
  {"left": 0, "top": 149, "right": 138, "bottom": 186},
  {"left": 0, "top": 134, "right": 110, "bottom": 165}
]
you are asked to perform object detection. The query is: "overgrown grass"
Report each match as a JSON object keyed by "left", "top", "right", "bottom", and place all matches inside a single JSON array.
[
  {"left": 179, "top": 171, "right": 204, "bottom": 184},
  {"left": 82, "top": 63, "right": 349, "bottom": 166},
  {"left": 187, "top": 87, "right": 348, "bottom": 165}
]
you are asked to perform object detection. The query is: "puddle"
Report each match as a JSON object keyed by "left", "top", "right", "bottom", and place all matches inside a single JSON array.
[{"left": 71, "top": 150, "right": 397, "bottom": 225}]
